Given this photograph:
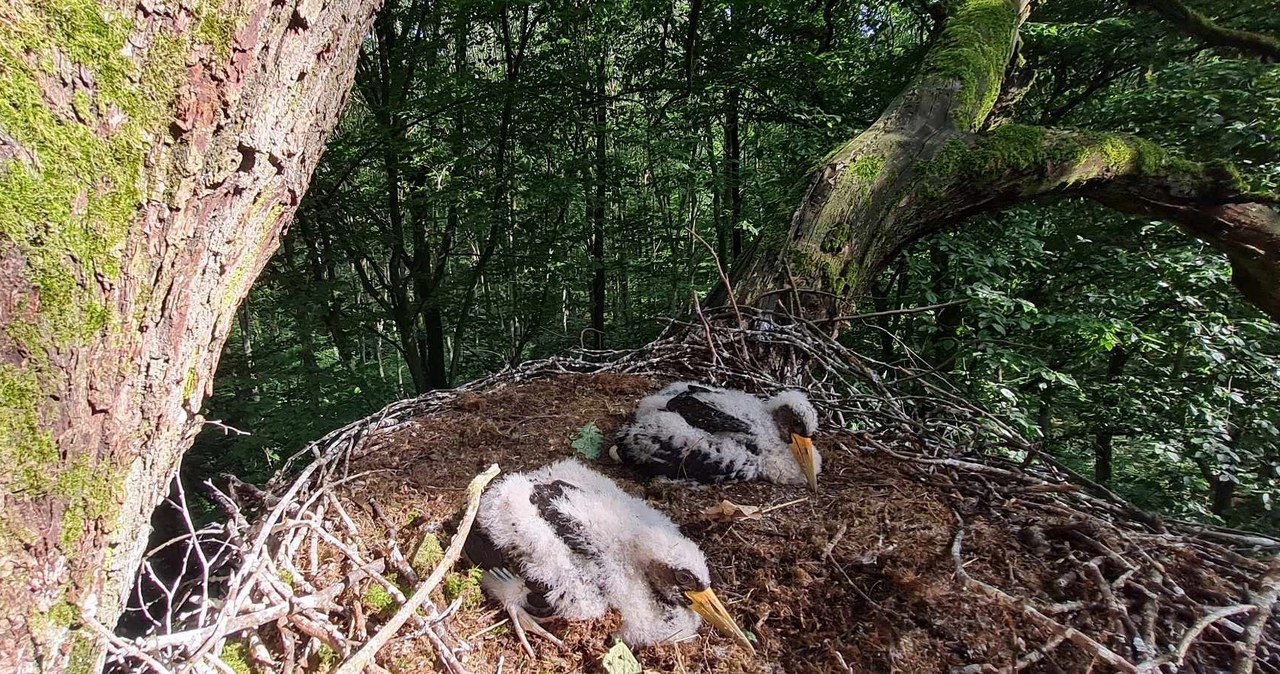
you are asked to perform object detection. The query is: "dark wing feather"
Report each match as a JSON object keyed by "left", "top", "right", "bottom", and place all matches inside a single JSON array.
[
  {"left": 530, "top": 480, "right": 594, "bottom": 557},
  {"left": 464, "top": 516, "right": 557, "bottom": 617},
  {"left": 665, "top": 391, "right": 753, "bottom": 435},
  {"left": 462, "top": 525, "right": 507, "bottom": 571},
  {"left": 624, "top": 433, "right": 756, "bottom": 483}
]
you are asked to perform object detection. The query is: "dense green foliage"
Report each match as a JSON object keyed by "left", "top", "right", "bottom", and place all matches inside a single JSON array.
[{"left": 191, "top": 0, "right": 1280, "bottom": 531}]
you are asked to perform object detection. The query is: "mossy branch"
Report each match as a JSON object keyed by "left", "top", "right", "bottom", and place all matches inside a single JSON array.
[
  {"left": 909, "top": 123, "right": 1280, "bottom": 322},
  {"left": 1131, "top": 0, "right": 1280, "bottom": 61},
  {"left": 913, "top": 124, "right": 1256, "bottom": 205},
  {"left": 918, "top": 0, "right": 1025, "bottom": 132}
]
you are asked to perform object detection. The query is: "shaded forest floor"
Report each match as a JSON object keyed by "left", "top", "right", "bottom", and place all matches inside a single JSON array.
[{"left": 316, "top": 373, "right": 1256, "bottom": 673}]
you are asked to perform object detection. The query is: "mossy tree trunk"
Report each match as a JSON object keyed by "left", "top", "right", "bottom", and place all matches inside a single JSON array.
[
  {"left": 729, "top": 0, "right": 1280, "bottom": 325},
  {"left": 0, "top": 0, "right": 379, "bottom": 670}
]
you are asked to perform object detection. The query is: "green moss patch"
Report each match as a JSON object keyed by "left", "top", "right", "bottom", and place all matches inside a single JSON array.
[
  {"left": 65, "top": 630, "right": 95, "bottom": 674},
  {"left": 442, "top": 567, "right": 484, "bottom": 608},
  {"left": 220, "top": 640, "right": 254, "bottom": 674},
  {"left": 910, "top": 122, "right": 1243, "bottom": 207},
  {"left": 411, "top": 532, "right": 444, "bottom": 575},
  {"left": 0, "top": 364, "right": 59, "bottom": 495},
  {"left": 920, "top": 0, "right": 1020, "bottom": 132},
  {"left": 362, "top": 578, "right": 398, "bottom": 615},
  {"left": 0, "top": 0, "right": 191, "bottom": 559},
  {"left": 196, "top": 0, "right": 239, "bottom": 60},
  {"left": 54, "top": 455, "right": 121, "bottom": 548}
]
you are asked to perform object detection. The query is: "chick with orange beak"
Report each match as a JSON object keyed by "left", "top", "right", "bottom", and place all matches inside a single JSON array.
[
  {"left": 613, "top": 383, "right": 822, "bottom": 491},
  {"left": 464, "top": 460, "right": 756, "bottom": 657}
]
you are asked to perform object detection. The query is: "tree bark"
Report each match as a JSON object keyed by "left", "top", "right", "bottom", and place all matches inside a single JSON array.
[
  {"left": 725, "top": 0, "right": 1280, "bottom": 326},
  {"left": 0, "top": 0, "right": 379, "bottom": 669}
]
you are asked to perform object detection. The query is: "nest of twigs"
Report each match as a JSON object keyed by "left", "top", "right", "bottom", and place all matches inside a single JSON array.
[{"left": 109, "top": 308, "right": 1280, "bottom": 673}]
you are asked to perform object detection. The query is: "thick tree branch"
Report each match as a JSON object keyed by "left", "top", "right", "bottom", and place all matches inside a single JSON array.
[
  {"left": 727, "top": 0, "right": 1031, "bottom": 317},
  {"left": 1131, "top": 0, "right": 1280, "bottom": 61},
  {"left": 907, "top": 125, "right": 1280, "bottom": 321},
  {"left": 728, "top": 0, "right": 1277, "bottom": 327}
]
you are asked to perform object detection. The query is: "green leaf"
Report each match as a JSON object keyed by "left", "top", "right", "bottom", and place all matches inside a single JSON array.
[
  {"left": 571, "top": 422, "right": 604, "bottom": 459},
  {"left": 602, "top": 641, "right": 642, "bottom": 674}
]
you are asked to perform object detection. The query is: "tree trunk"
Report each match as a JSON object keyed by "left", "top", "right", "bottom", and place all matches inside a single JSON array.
[
  {"left": 725, "top": 85, "right": 743, "bottom": 262},
  {"left": 237, "top": 299, "right": 260, "bottom": 403},
  {"left": 1093, "top": 345, "right": 1132, "bottom": 485},
  {"left": 423, "top": 302, "right": 448, "bottom": 388},
  {"left": 725, "top": 0, "right": 1280, "bottom": 325},
  {"left": 0, "top": 0, "right": 379, "bottom": 669},
  {"left": 589, "top": 54, "right": 608, "bottom": 350},
  {"left": 1094, "top": 432, "right": 1115, "bottom": 486}
]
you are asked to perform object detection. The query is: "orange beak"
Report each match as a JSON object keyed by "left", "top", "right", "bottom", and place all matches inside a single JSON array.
[
  {"left": 685, "top": 587, "right": 756, "bottom": 655},
  {"left": 789, "top": 433, "right": 819, "bottom": 491}
]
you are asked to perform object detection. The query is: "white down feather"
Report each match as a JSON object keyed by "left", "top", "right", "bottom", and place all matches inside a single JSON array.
[{"left": 475, "top": 459, "right": 716, "bottom": 646}]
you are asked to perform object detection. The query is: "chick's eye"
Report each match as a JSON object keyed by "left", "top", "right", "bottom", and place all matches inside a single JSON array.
[{"left": 675, "top": 570, "right": 696, "bottom": 587}]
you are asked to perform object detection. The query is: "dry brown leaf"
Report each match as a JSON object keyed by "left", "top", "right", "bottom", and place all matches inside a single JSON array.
[{"left": 702, "top": 499, "right": 763, "bottom": 523}]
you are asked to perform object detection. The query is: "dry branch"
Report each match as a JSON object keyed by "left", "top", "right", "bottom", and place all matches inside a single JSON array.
[{"left": 334, "top": 463, "right": 499, "bottom": 674}]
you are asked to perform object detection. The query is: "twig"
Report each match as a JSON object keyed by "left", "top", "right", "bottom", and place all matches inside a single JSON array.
[
  {"left": 1010, "top": 634, "right": 1066, "bottom": 672},
  {"left": 335, "top": 464, "right": 499, "bottom": 674},
  {"left": 822, "top": 524, "right": 847, "bottom": 560},
  {"left": 949, "top": 513, "right": 1140, "bottom": 674},
  {"left": 202, "top": 419, "right": 252, "bottom": 436},
  {"left": 825, "top": 299, "right": 967, "bottom": 323},
  {"left": 686, "top": 222, "right": 744, "bottom": 330},
  {"left": 761, "top": 497, "right": 808, "bottom": 514},
  {"left": 467, "top": 619, "right": 510, "bottom": 641},
  {"left": 1235, "top": 559, "right": 1280, "bottom": 674},
  {"left": 424, "top": 621, "right": 472, "bottom": 674},
  {"left": 84, "top": 616, "right": 176, "bottom": 674},
  {"left": 1143, "top": 605, "right": 1255, "bottom": 671}
]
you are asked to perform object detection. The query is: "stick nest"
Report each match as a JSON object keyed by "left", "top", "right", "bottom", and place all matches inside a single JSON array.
[{"left": 109, "top": 309, "right": 1280, "bottom": 673}]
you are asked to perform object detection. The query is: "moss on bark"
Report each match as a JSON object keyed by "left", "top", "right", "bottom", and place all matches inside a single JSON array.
[
  {"left": 909, "top": 123, "right": 1246, "bottom": 205},
  {"left": 0, "top": 0, "right": 189, "bottom": 492},
  {"left": 0, "top": 3, "right": 192, "bottom": 656},
  {"left": 920, "top": 0, "right": 1020, "bottom": 132}
]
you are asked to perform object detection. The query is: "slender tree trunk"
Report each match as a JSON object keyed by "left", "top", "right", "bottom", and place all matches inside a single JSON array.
[
  {"left": 1094, "top": 432, "right": 1116, "bottom": 486},
  {"left": 725, "top": 85, "right": 744, "bottom": 262},
  {"left": 589, "top": 54, "right": 609, "bottom": 349},
  {"left": 1093, "top": 346, "right": 1132, "bottom": 485},
  {"left": 237, "top": 300, "right": 260, "bottom": 403},
  {"left": 395, "top": 305, "right": 429, "bottom": 393},
  {"left": 930, "top": 240, "right": 962, "bottom": 370},
  {"left": 423, "top": 303, "right": 448, "bottom": 388},
  {"left": 708, "top": 123, "right": 727, "bottom": 264},
  {"left": 0, "top": 0, "right": 378, "bottom": 669}
]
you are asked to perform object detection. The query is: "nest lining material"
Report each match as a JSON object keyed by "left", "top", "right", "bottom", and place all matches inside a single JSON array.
[{"left": 109, "top": 308, "right": 1280, "bottom": 673}]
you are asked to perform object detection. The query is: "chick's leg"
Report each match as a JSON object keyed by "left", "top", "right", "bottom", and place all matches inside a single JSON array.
[{"left": 482, "top": 568, "right": 565, "bottom": 657}]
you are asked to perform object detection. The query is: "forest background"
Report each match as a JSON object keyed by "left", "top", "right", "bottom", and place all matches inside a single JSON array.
[{"left": 189, "top": 0, "right": 1280, "bottom": 533}]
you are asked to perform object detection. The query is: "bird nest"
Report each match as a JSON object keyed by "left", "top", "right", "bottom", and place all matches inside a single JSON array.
[{"left": 110, "top": 308, "right": 1280, "bottom": 674}]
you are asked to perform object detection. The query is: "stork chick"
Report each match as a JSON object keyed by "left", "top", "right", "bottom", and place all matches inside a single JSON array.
[
  {"left": 612, "top": 382, "right": 822, "bottom": 490},
  {"left": 463, "top": 459, "right": 755, "bottom": 656}
]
